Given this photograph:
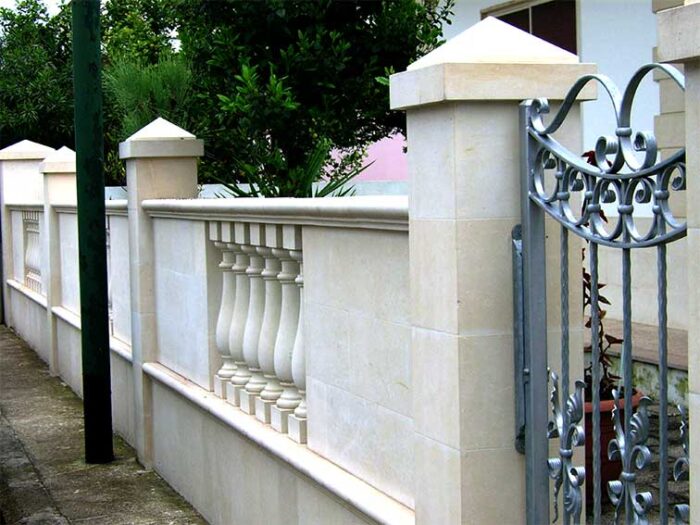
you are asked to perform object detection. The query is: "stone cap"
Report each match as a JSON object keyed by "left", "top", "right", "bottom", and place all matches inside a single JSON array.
[
  {"left": 119, "top": 117, "right": 204, "bottom": 159},
  {"left": 0, "top": 140, "right": 54, "bottom": 161},
  {"left": 390, "top": 17, "right": 596, "bottom": 110},
  {"left": 657, "top": 2, "right": 700, "bottom": 62},
  {"left": 40, "top": 146, "right": 76, "bottom": 174}
]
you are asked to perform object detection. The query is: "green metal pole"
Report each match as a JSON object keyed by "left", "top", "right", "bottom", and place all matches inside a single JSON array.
[{"left": 71, "top": 0, "right": 114, "bottom": 464}]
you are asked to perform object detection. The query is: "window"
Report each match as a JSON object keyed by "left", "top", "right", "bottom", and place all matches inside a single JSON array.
[{"left": 481, "top": 0, "right": 577, "bottom": 54}]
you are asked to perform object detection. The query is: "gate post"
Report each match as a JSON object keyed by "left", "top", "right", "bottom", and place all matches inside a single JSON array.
[
  {"left": 390, "top": 18, "right": 595, "bottom": 523},
  {"left": 658, "top": 3, "right": 700, "bottom": 519},
  {"left": 119, "top": 118, "right": 203, "bottom": 465}
]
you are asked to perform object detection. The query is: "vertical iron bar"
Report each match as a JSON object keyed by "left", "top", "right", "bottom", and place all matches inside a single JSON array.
[
  {"left": 561, "top": 226, "right": 571, "bottom": 525},
  {"left": 520, "top": 102, "right": 550, "bottom": 525},
  {"left": 590, "top": 242, "right": 602, "bottom": 523},
  {"left": 658, "top": 242, "right": 669, "bottom": 524},
  {"left": 72, "top": 0, "right": 114, "bottom": 463},
  {"left": 513, "top": 225, "right": 526, "bottom": 454},
  {"left": 622, "top": 247, "right": 633, "bottom": 524}
]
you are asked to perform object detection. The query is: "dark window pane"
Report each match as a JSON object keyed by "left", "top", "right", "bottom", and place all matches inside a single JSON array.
[
  {"left": 498, "top": 8, "right": 530, "bottom": 34},
  {"left": 532, "top": 0, "right": 577, "bottom": 54}
]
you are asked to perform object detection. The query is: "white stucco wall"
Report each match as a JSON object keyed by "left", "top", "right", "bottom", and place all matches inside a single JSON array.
[{"left": 577, "top": 0, "right": 658, "bottom": 151}]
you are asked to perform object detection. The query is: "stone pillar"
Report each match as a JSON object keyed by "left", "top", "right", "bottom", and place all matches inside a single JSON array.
[
  {"left": 41, "top": 147, "right": 77, "bottom": 375},
  {"left": 658, "top": 3, "right": 700, "bottom": 519},
  {"left": 390, "top": 18, "right": 595, "bottom": 523},
  {"left": 0, "top": 140, "right": 54, "bottom": 327},
  {"left": 119, "top": 117, "right": 202, "bottom": 465}
]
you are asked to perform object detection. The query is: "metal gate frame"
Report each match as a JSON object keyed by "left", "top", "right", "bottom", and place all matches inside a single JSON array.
[{"left": 515, "top": 63, "right": 688, "bottom": 525}]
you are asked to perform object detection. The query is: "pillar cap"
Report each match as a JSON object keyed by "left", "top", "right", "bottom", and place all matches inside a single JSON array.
[
  {"left": 0, "top": 140, "right": 55, "bottom": 161},
  {"left": 119, "top": 117, "right": 204, "bottom": 160},
  {"left": 657, "top": 2, "right": 700, "bottom": 63},
  {"left": 40, "top": 146, "right": 76, "bottom": 174},
  {"left": 390, "top": 17, "right": 596, "bottom": 110}
]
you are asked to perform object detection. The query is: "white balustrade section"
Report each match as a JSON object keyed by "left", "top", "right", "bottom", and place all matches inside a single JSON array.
[
  {"left": 210, "top": 219, "right": 306, "bottom": 437},
  {"left": 22, "top": 210, "right": 42, "bottom": 294}
]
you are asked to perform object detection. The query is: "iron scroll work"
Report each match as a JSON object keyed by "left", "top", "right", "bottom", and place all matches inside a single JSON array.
[{"left": 516, "top": 63, "right": 687, "bottom": 525}]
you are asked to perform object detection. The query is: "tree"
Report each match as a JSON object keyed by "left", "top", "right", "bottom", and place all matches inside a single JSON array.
[
  {"left": 0, "top": 0, "right": 179, "bottom": 184},
  {"left": 0, "top": 0, "right": 73, "bottom": 149},
  {"left": 102, "top": 0, "right": 176, "bottom": 64},
  {"left": 176, "top": 0, "right": 453, "bottom": 196}
]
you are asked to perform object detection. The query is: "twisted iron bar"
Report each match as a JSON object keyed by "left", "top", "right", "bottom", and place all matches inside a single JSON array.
[
  {"left": 547, "top": 372, "right": 586, "bottom": 524},
  {"left": 607, "top": 390, "right": 653, "bottom": 524},
  {"left": 524, "top": 63, "right": 687, "bottom": 249},
  {"left": 674, "top": 405, "right": 690, "bottom": 525}
]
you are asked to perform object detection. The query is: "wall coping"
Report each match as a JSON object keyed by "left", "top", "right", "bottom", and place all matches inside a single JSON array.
[
  {"left": 52, "top": 200, "right": 128, "bottom": 216},
  {"left": 6, "top": 203, "right": 43, "bottom": 212},
  {"left": 141, "top": 196, "right": 409, "bottom": 232}
]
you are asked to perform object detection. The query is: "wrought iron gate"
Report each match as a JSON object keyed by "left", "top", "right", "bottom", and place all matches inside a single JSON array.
[{"left": 515, "top": 64, "right": 689, "bottom": 525}]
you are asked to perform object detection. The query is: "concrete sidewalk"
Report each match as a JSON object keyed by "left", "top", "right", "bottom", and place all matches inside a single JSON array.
[{"left": 0, "top": 326, "right": 206, "bottom": 525}]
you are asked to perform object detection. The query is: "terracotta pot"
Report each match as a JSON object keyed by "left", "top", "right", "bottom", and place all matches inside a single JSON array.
[{"left": 584, "top": 391, "right": 643, "bottom": 508}]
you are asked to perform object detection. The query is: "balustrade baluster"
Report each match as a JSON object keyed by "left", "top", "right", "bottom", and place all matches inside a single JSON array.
[
  {"left": 255, "top": 226, "right": 284, "bottom": 423},
  {"left": 287, "top": 253, "right": 307, "bottom": 443},
  {"left": 226, "top": 222, "right": 251, "bottom": 406},
  {"left": 240, "top": 225, "right": 267, "bottom": 414},
  {"left": 270, "top": 247, "right": 302, "bottom": 433},
  {"left": 213, "top": 239, "right": 236, "bottom": 398}
]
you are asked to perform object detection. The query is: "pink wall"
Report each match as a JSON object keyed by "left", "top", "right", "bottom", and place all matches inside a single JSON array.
[{"left": 356, "top": 134, "right": 408, "bottom": 181}]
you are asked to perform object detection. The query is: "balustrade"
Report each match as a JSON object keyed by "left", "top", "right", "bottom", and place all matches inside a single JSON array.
[
  {"left": 212, "top": 221, "right": 305, "bottom": 438},
  {"left": 22, "top": 210, "right": 42, "bottom": 294}
]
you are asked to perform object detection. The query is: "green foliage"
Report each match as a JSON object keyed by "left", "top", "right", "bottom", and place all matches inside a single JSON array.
[
  {"left": 177, "top": 0, "right": 453, "bottom": 196},
  {"left": 104, "top": 57, "right": 191, "bottom": 141},
  {"left": 0, "top": 0, "right": 73, "bottom": 149},
  {"left": 1, "top": 0, "right": 453, "bottom": 196},
  {"left": 0, "top": 0, "right": 179, "bottom": 185},
  {"left": 102, "top": 0, "right": 176, "bottom": 64}
]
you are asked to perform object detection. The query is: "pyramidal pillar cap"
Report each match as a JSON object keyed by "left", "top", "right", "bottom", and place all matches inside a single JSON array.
[
  {"left": 41, "top": 146, "right": 76, "bottom": 174},
  {"left": 390, "top": 17, "right": 597, "bottom": 110},
  {"left": 0, "top": 140, "right": 55, "bottom": 161},
  {"left": 119, "top": 117, "right": 204, "bottom": 160}
]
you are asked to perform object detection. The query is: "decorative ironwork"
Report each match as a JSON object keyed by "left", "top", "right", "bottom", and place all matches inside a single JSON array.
[
  {"left": 519, "top": 63, "right": 689, "bottom": 525},
  {"left": 607, "top": 390, "right": 653, "bottom": 524},
  {"left": 674, "top": 405, "right": 690, "bottom": 525},
  {"left": 524, "top": 63, "right": 686, "bottom": 249},
  {"left": 547, "top": 371, "right": 586, "bottom": 524}
]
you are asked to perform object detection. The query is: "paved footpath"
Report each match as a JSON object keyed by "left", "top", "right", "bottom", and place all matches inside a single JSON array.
[{"left": 0, "top": 325, "right": 206, "bottom": 525}]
